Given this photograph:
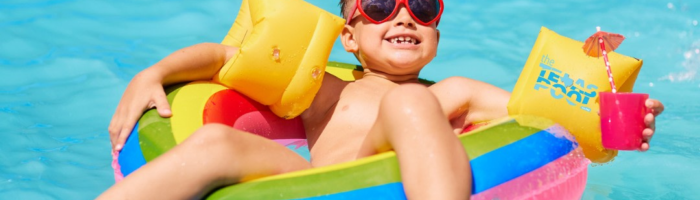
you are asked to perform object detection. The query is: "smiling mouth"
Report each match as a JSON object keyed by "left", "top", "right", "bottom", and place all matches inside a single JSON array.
[{"left": 385, "top": 36, "right": 421, "bottom": 45}]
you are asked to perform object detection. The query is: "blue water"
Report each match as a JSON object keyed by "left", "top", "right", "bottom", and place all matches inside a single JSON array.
[{"left": 1, "top": 0, "right": 698, "bottom": 199}]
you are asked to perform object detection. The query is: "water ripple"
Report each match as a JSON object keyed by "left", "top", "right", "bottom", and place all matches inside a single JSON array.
[
  {"left": 0, "top": 75, "right": 87, "bottom": 94},
  {"left": 0, "top": 0, "right": 77, "bottom": 10},
  {"left": 662, "top": 40, "right": 700, "bottom": 82},
  {"left": 28, "top": 146, "right": 66, "bottom": 153}
]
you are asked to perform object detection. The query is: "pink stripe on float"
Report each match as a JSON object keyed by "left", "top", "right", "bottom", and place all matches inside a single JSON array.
[
  {"left": 112, "top": 150, "right": 124, "bottom": 182},
  {"left": 273, "top": 139, "right": 308, "bottom": 149},
  {"left": 528, "top": 164, "right": 588, "bottom": 200},
  {"left": 472, "top": 148, "right": 590, "bottom": 200}
]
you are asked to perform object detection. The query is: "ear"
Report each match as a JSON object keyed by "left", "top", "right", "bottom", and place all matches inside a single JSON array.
[
  {"left": 435, "top": 29, "right": 440, "bottom": 57},
  {"left": 341, "top": 25, "right": 359, "bottom": 53},
  {"left": 436, "top": 29, "right": 440, "bottom": 42}
]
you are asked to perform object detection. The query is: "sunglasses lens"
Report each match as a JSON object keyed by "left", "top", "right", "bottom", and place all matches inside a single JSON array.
[
  {"left": 361, "top": 0, "right": 396, "bottom": 22},
  {"left": 408, "top": 0, "right": 440, "bottom": 23}
]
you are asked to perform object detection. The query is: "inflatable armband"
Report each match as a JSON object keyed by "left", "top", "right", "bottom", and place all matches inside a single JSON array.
[
  {"left": 508, "top": 27, "right": 643, "bottom": 163},
  {"left": 214, "top": 0, "right": 345, "bottom": 119}
]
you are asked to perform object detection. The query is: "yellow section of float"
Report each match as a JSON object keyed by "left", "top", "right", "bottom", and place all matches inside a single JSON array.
[
  {"left": 508, "top": 27, "right": 642, "bottom": 163},
  {"left": 214, "top": 0, "right": 345, "bottom": 119},
  {"left": 170, "top": 82, "right": 228, "bottom": 144},
  {"left": 325, "top": 61, "right": 364, "bottom": 81}
]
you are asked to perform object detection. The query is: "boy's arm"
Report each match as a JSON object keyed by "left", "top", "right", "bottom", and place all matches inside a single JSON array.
[
  {"left": 149, "top": 43, "right": 239, "bottom": 85},
  {"left": 300, "top": 72, "right": 346, "bottom": 122},
  {"left": 109, "top": 43, "right": 238, "bottom": 151},
  {"left": 429, "top": 77, "right": 510, "bottom": 131},
  {"left": 431, "top": 77, "right": 665, "bottom": 152}
]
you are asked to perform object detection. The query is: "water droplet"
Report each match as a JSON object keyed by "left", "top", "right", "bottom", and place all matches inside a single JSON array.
[
  {"left": 649, "top": 82, "right": 654, "bottom": 87},
  {"left": 272, "top": 48, "right": 281, "bottom": 62},
  {"left": 684, "top": 51, "right": 692, "bottom": 59},
  {"left": 694, "top": 20, "right": 698, "bottom": 26},
  {"left": 634, "top": 32, "right": 640, "bottom": 37},
  {"left": 667, "top": 3, "right": 674, "bottom": 9},
  {"left": 311, "top": 67, "right": 321, "bottom": 80}
]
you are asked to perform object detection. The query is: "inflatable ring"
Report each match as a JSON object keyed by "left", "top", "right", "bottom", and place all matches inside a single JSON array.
[
  {"left": 115, "top": 63, "right": 590, "bottom": 199},
  {"left": 114, "top": 1, "right": 590, "bottom": 198}
]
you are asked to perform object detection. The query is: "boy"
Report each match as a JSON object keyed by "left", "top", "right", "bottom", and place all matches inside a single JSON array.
[{"left": 101, "top": 0, "right": 664, "bottom": 199}]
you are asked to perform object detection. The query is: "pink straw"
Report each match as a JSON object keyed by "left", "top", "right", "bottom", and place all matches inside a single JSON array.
[{"left": 597, "top": 27, "right": 617, "bottom": 93}]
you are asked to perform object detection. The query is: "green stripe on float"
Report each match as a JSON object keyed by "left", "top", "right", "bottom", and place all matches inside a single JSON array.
[
  {"left": 207, "top": 118, "right": 536, "bottom": 199},
  {"left": 207, "top": 116, "right": 544, "bottom": 199},
  {"left": 138, "top": 83, "right": 184, "bottom": 161},
  {"left": 207, "top": 152, "right": 402, "bottom": 199},
  {"left": 327, "top": 61, "right": 362, "bottom": 70},
  {"left": 459, "top": 117, "right": 545, "bottom": 159}
]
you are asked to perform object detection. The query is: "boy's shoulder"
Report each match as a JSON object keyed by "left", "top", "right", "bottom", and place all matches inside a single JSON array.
[
  {"left": 301, "top": 72, "right": 348, "bottom": 119},
  {"left": 432, "top": 76, "right": 494, "bottom": 90}
]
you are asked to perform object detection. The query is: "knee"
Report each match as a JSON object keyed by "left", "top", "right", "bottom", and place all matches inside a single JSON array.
[
  {"left": 379, "top": 84, "right": 441, "bottom": 117},
  {"left": 187, "top": 123, "right": 241, "bottom": 151}
]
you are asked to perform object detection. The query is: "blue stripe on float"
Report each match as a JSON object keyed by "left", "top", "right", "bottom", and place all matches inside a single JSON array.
[
  {"left": 118, "top": 122, "right": 146, "bottom": 177},
  {"left": 298, "top": 182, "right": 406, "bottom": 200},
  {"left": 470, "top": 128, "right": 576, "bottom": 194},
  {"left": 285, "top": 144, "right": 311, "bottom": 162}
]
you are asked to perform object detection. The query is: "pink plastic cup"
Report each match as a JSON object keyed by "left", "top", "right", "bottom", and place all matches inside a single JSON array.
[{"left": 600, "top": 92, "right": 650, "bottom": 150}]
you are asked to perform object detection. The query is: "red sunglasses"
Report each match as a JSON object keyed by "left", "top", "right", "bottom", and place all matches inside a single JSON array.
[{"left": 346, "top": 0, "right": 444, "bottom": 26}]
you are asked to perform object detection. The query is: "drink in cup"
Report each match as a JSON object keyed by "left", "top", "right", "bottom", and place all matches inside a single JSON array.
[{"left": 599, "top": 92, "right": 650, "bottom": 150}]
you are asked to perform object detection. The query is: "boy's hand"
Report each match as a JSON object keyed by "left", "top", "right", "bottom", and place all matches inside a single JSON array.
[
  {"left": 640, "top": 99, "right": 664, "bottom": 151},
  {"left": 109, "top": 71, "right": 172, "bottom": 152}
]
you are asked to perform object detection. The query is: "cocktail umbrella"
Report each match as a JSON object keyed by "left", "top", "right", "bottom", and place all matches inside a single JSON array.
[{"left": 583, "top": 27, "right": 626, "bottom": 93}]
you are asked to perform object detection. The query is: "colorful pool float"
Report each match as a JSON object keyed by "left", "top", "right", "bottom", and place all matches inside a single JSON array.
[
  {"left": 115, "top": 0, "right": 591, "bottom": 198},
  {"left": 115, "top": 62, "right": 589, "bottom": 199}
]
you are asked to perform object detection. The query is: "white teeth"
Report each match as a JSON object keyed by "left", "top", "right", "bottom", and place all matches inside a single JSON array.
[{"left": 389, "top": 36, "right": 418, "bottom": 44}]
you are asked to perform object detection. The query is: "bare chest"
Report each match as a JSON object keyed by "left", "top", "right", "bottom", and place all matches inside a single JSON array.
[{"left": 304, "top": 82, "right": 391, "bottom": 165}]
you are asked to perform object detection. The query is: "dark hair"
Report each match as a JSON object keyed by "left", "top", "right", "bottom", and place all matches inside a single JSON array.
[{"left": 339, "top": 0, "right": 349, "bottom": 18}]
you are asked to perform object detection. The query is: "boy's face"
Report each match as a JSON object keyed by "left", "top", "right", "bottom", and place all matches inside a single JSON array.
[{"left": 341, "top": 1, "right": 440, "bottom": 76}]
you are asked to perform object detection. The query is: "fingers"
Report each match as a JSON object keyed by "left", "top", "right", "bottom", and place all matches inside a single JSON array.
[
  {"left": 154, "top": 90, "right": 172, "bottom": 117},
  {"left": 639, "top": 99, "right": 664, "bottom": 152},
  {"left": 639, "top": 142, "right": 650, "bottom": 152},
  {"left": 109, "top": 105, "right": 126, "bottom": 149},
  {"left": 639, "top": 99, "right": 662, "bottom": 152},
  {"left": 645, "top": 99, "right": 665, "bottom": 116},
  {"left": 115, "top": 107, "right": 142, "bottom": 151},
  {"left": 640, "top": 114, "right": 655, "bottom": 152},
  {"left": 642, "top": 128, "right": 654, "bottom": 141},
  {"left": 644, "top": 113, "right": 655, "bottom": 131},
  {"left": 108, "top": 73, "right": 171, "bottom": 151}
]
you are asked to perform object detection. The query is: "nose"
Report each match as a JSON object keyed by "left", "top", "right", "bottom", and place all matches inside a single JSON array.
[{"left": 392, "top": 4, "right": 415, "bottom": 28}]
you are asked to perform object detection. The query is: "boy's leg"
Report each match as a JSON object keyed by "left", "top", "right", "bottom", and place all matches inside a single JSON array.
[
  {"left": 360, "top": 84, "right": 471, "bottom": 199},
  {"left": 98, "top": 123, "right": 311, "bottom": 199}
]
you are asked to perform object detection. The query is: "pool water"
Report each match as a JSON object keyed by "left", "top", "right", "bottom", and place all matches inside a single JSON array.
[{"left": 1, "top": 0, "right": 698, "bottom": 199}]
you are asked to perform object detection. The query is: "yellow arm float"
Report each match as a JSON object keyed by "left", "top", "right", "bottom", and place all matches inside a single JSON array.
[
  {"left": 508, "top": 27, "right": 642, "bottom": 163},
  {"left": 214, "top": 0, "right": 345, "bottom": 119}
]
